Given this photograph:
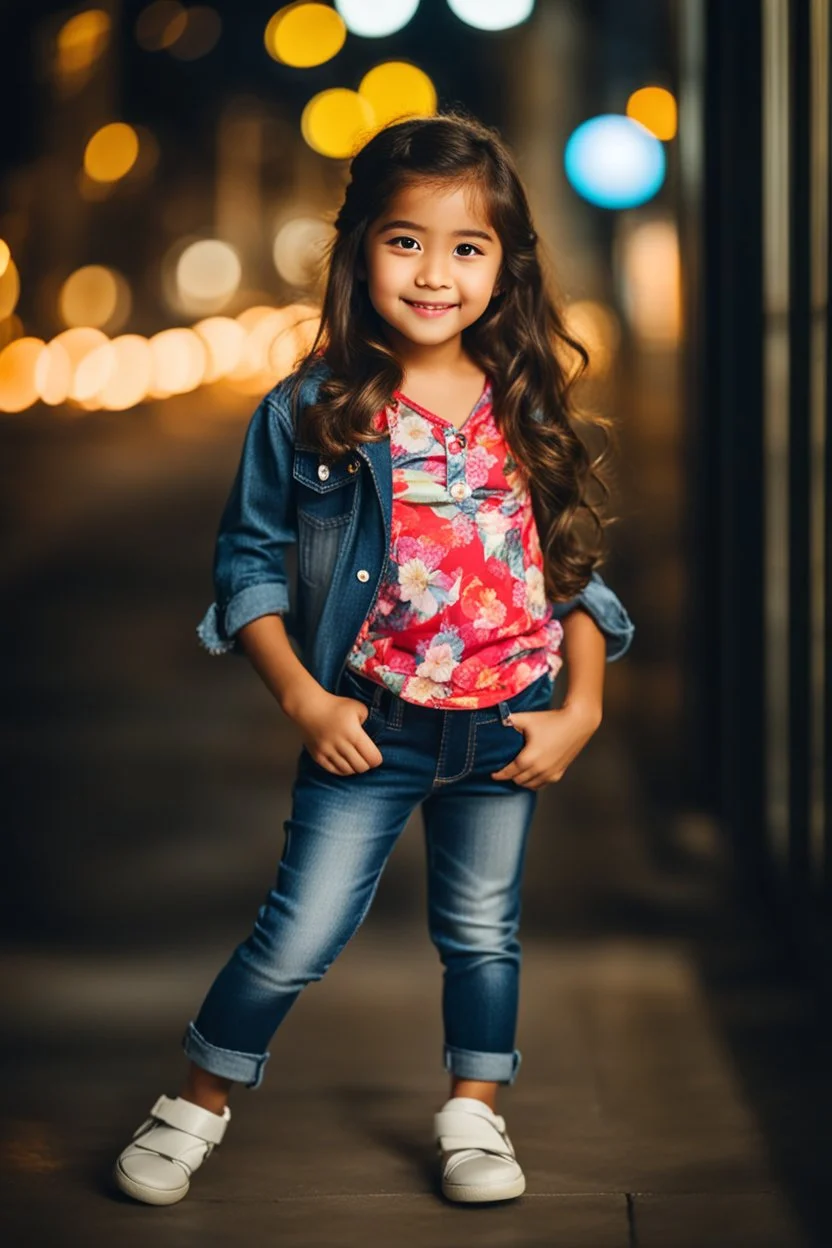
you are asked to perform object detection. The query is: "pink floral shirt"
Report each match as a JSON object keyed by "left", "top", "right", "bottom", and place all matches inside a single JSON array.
[{"left": 344, "top": 377, "right": 564, "bottom": 709}]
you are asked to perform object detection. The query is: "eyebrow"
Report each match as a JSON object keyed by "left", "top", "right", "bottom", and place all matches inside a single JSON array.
[{"left": 375, "top": 218, "right": 495, "bottom": 243}]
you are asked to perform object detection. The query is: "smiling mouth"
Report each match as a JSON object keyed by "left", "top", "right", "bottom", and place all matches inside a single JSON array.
[{"left": 404, "top": 300, "right": 458, "bottom": 309}]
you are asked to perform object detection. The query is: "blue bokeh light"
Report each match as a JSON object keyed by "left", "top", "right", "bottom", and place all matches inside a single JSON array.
[{"left": 564, "top": 115, "right": 666, "bottom": 209}]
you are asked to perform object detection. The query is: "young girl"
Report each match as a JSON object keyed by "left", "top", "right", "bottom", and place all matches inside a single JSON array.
[{"left": 114, "top": 109, "right": 634, "bottom": 1208}]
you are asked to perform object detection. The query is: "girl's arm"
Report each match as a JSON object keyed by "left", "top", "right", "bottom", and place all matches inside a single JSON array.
[
  {"left": 559, "top": 608, "right": 606, "bottom": 725},
  {"left": 238, "top": 614, "right": 326, "bottom": 717}
]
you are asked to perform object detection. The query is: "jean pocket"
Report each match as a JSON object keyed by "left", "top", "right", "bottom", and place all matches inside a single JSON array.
[
  {"left": 340, "top": 666, "right": 382, "bottom": 715},
  {"left": 497, "top": 672, "right": 554, "bottom": 729}
]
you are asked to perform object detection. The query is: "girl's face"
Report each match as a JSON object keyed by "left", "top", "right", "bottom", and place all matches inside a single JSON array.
[{"left": 358, "top": 180, "right": 503, "bottom": 359}]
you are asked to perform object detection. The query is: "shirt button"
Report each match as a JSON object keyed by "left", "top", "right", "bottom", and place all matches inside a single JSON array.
[
  {"left": 448, "top": 439, "right": 461, "bottom": 455},
  {"left": 317, "top": 464, "right": 330, "bottom": 481},
  {"left": 356, "top": 569, "right": 370, "bottom": 582},
  {"left": 449, "top": 481, "right": 469, "bottom": 500}
]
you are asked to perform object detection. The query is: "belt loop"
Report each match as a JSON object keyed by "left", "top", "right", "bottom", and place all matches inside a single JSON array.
[{"left": 497, "top": 699, "right": 513, "bottom": 727}]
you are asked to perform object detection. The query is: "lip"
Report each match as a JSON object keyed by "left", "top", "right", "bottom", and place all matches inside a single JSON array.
[{"left": 403, "top": 299, "right": 459, "bottom": 318}]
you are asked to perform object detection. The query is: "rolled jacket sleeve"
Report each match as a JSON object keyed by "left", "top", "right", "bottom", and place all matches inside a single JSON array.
[
  {"left": 548, "top": 570, "right": 635, "bottom": 662},
  {"left": 196, "top": 388, "right": 297, "bottom": 656}
]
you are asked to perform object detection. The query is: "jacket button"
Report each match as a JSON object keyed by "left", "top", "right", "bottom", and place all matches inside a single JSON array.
[
  {"left": 317, "top": 464, "right": 330, "bottom": 481},
  {"left": 356, "top": 569, "right": 370, "bottom": 582}
]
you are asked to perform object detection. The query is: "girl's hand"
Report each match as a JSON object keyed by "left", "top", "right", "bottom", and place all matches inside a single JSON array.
[
  {"left": 291, "top": 689, "right": 384, "bottom": 775},
  {"left": 490, "top": 701, "right": 602, "bottom": 791}
]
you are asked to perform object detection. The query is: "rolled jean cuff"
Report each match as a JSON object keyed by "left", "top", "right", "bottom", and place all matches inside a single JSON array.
[
  {"left": 182, "top": 1021, "right": 270, "bottom": 1090},
  {"left": 443, "top": 1043, "right": 522, "bottom": 1086}
]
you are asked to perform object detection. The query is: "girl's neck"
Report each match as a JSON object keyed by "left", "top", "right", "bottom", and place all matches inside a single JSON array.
[{"left": 383, "top": 328, "right": 473, "bottom": 379}]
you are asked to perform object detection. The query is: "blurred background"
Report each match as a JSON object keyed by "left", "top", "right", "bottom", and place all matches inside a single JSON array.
[{"left": 1, "top": 1, "right": 831, "bottom": 1245}]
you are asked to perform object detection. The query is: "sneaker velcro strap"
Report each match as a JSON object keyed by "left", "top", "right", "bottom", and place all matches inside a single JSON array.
[
  {"left": 149, "top": 1094, "right": 229, "bottom": 1146},
  {"left": 434, "top": 1110, "right": 514, "bottom": 1156}
]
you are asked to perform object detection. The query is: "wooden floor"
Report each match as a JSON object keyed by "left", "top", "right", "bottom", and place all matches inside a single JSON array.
[{"left": 1, "top": 398, "right": 830, "bottom": 1246}]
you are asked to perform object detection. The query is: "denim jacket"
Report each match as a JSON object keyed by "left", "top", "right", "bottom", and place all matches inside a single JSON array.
[{"left": 196, "top": 356, "right": 635, "bottom": 693}]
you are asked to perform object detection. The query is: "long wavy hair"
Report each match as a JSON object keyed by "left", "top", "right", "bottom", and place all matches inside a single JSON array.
[{"left": 288, "top": 108, "right": 617, "bottom": 603}]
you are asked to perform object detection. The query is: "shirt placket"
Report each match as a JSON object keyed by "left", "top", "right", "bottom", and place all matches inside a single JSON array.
[{"left": 444, "top": 425, "right": 470, "bottom": 502}]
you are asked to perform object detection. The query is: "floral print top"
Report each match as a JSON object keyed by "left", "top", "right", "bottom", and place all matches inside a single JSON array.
[{"left": 344, "top": 377, "right": 564, "bottom": 709}]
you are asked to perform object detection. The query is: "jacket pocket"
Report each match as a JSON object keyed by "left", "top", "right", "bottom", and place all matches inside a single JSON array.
[{"left": 297, "top": 510, "right": 351, "bottom": 590}]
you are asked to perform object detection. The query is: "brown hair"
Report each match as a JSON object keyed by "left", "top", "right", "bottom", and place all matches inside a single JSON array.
[{"left": 288, "top": 108, "right": 617, "bottom": 603}]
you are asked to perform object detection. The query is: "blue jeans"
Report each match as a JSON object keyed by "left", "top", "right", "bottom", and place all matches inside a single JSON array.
[{"left": 182, "top": 666, "right": 555, "bottom": 1090}]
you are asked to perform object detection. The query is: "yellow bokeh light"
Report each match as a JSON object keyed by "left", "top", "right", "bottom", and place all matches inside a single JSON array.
[
  {"left": 0, "top": 240, "right": 9, "bottom": 278},
  {"left": 358, "top": 61, "right": 436, "bottom": 131},
  {"left": 626, "top": 87, "right": 677, "bottom": 141},
  {"left": 620, "top": 218, "right": 681, "bottom": 345},
  {"left": 563, "top": 300, "right": 621, "bottom": 379},
  {"left": 49, "top": 327, "right": 110, "bottom": 402},
  {"left": 149, "top": 328, "right": 207, "bottom": 396},
  {"left": 265, "top": 3, "right": 346, "bottom": 67},
  {"left": 84, "top": 123, "right": 140, "bottom": 183},
  {"left": 95, "top": 335, "right": 153, "bottom": 409},
  {"left": 176, "top": 239, "right": 242, "bottom": 312},
  {"left": 136, "top": 1, "right": 188, "bottom": 51},
  {"left": 57, "top": 9, "right": 111, "bottom": 75},
  {"left": 193, "top": 316, "right": 246, "bottom": 381},
  {"left": 59, "top": 265, "right": 131, "bottom": 332},
  {"left": 0, "top": 259, "right": 20, "bottom": 320},
  {"left": 0, "top": 337, "right": 45, "bottom": 412},
  {"left": 272, "top": 216, "right": 333, "bottom": 287},
  {"left": 35, "top": 340, "right": 73, "bottom": 405},
  {"left": 301, "top": 89, "right": 376, "bottom": 159},
  {"left": 267, "top": 308, "right": 320, "bottom": 376},
  {"left": 74, "top": 341, "right": 117, "bottom": 401}
]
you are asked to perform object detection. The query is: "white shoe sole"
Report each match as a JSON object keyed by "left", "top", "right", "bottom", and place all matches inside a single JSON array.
[
  {"left": 441, "top": 1172, "right": 526, "bottom": 1202},
  {"left": 113, "top": 1160, "right": 190, "bottom": 1206}
]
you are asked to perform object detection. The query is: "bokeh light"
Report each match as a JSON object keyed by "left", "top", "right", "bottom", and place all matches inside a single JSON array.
[
  {"left": 56, "top": 9, "right": 111, "bottom": 77},
  {"left": 49, "top": 327, "right": 110, "bottom": 402},
  {"left": 74, "top": 340, "right": 117, "bottom": 402},
  {"left": 446, "top": 0, "right": 534, "bottom": 32},
  {"left": 58, "top": 265, "right": 132, "bottom": 332},
  {"left": 0, "top": 240, "right": 10, "bottom": 278},
  {"left": 0, "top": 260, "right": 21, "bottom": 320},
  {"left": 168, "top": 6, "right": 222, "bottom": 60},
  {"left": 35, "top": 339, "right": 73, "bottom": 406},
  {"left": 95, "top": 336, "right": 154, "bottom": 409},
  {"left": 626, "top": 87, "right": 678, "bottom": 141},
  {"left": 334, "top": 0, "right": 420, "bottom": 37},
  {"left": 272, "top": 216, "right": 333, "bottom": 288},
  {"left": 174, "top": 239, "right": 242, "bottom": 314},
  {"left": 267, "top": 308, "right": 320, "bottom": 377},
  {"left": 565, "top": 114, "right": 666, "bottom": 209},
  {"left": 0, "top": 338, "right": 45, "bottom": 412},
  {"left": 149, "top": 328, "right": 207, "bottom": 396},
  {"left": 301, "top": 89, "right": 376, "bottom": 159},
  {"left": 265, "top": 3, "right": 347, "bottom": 67},
  {"left": 619, "top": 218, "right": 681, "bottom": 345},
  {"left": 358, "top": 62, "right": 437, "bottom": 130},
  {"left": 84, "top": 123, "right": 141, "bottom": 183},
  {"left": 136, "top": 1, "right": 187, "bottom": 51},
  {"left": 563, "top": 299, "right": 621, "bottom": 378},
  {"left": 193, "top": 317, "right": 246, "bottom": 382}
]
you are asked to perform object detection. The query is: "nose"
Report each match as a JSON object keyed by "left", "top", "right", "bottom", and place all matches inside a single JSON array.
[{"left": 416, "top": 248, "right": 454, "bottom": 290}]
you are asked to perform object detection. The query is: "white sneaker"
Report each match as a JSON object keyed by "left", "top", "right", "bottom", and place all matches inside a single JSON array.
[
  {"left": 434, "top": 1095, "right": 526, "bottom": 1203},
  {"left": 113, "top": 1094, "right": 231, "bottom": 1206}
]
